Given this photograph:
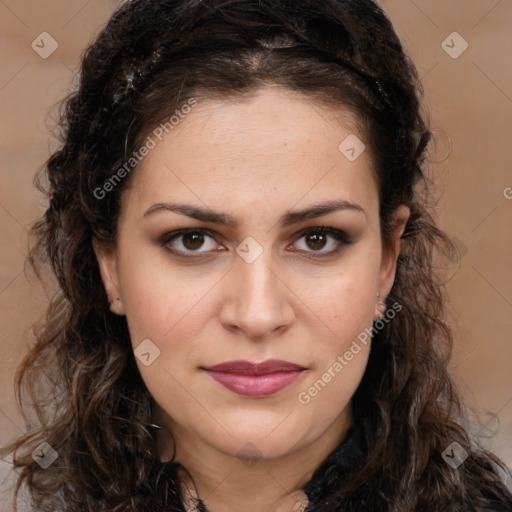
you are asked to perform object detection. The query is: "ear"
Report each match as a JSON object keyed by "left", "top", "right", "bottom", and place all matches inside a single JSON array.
[
  {"left": 377, "top": 205, "right": 410, "bottom": 300},
  {"left": 92, "top": 238, "right": 125, "bottom": 315}
]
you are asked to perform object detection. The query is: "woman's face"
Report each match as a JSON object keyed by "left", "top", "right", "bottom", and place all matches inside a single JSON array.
[{"left": 95, "top": 86, "right": 409, "bottom": 462}]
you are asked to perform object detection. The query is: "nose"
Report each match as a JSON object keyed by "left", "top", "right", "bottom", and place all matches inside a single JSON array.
[{"left": 219, "top": 248, "right": 295, "bottom": 340}]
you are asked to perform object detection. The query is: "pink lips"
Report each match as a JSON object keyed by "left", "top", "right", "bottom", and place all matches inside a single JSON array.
[{"left": 202, "top": 359, "right": 306, "bottom": 397}]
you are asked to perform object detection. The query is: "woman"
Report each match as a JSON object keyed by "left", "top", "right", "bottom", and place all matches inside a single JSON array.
[{"left": 2, "top": 0, "right": 512, "bottom": 511}]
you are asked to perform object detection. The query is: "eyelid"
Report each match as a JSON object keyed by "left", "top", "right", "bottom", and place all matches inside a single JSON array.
[{"left": 291, "top": 226, "right": 353, "bottom": 245}]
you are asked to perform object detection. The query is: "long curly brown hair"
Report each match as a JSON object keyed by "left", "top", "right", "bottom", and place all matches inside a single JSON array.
[{"left": 2, "top": 1, "right": 512, "bottom": 511}]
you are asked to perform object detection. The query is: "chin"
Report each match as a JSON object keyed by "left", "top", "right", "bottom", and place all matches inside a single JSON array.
[
  {"left": 222, "top": 434, "right": 301, "bottom": 462},
  {"left": 208, "top": 417, "right": 310, "bottom": 460}
]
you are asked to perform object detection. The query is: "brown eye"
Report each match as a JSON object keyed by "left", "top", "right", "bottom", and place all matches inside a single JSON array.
[
  {"left": 304, "top": 232, "right": 328, "bottom": 251},
  {"left": 182, "top": 232, "right": 205, "bottom": 251},
  {"left": 159, "top": 228, "right": 221, "bottom": 256},
  {"left": 291, "top": 227, "right": 354, "bottom": 257}
]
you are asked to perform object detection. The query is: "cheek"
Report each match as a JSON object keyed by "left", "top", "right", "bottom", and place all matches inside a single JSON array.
[
  {"left": 306, "top": 283, "right": 373, "bottom": 383},
  {"left": 304, "top": 259, "right": 379, "bottom": 346},
  {"left": 118, "top": 261, "right": 216, "bottom": 409},
  {"left": 295, "top": 279, "right": 373, "bottom": 424},
  {"left": 313, "top": 278, "right": 374, "bottom": 329},
  {"left": 296, "top": 344, "right": 370, "bottom": 446},
  {"left": 118, "top": 252, "right": 219, "bottom": 345},
  {"left": 295, "top": 256, "right": 378, "bottom": 405}
]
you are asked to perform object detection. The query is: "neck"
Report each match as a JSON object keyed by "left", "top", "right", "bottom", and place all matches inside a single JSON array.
[
  {"left": 156, "top": 412, "right": 352, "bottom": 512},
  {"left": 178, "top": 470, "right": 309, "bottom": 512}
]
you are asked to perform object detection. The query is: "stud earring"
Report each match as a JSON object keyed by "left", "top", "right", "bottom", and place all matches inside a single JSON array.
[{"left": 375, "top": 292, "right": 386, "bottom": 320}]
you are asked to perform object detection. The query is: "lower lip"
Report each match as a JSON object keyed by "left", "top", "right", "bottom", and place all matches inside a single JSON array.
[{"left": 205, "top": 370, "right": 304, "bottom": 397}]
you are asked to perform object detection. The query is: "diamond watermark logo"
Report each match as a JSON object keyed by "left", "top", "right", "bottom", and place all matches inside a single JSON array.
[
  {"left": 441, "top": 32, "right": 468, "bottom": 59},
  {"left": 442, "top": 441, "right": 468, "bottom": 469},
  {"left": 31, "top": 442, "right": 58, "bottom": 469},
  {"left": 236, "top": 237, "right": 263, "bottom": 264},
  {"left": 237, "top": 442, "right": 262, "bottom": 468},
  {"left": 338, "top": 134, "right": 366, "bottom": 161},
  {"left": 134, "top": 338, "right": 161, "bottom": 366},
  {"left": 31, "top": 32, "right": 58, "bottom": 59}
]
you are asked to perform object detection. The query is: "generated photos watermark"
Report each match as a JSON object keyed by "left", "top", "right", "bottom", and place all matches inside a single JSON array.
[
  {"left": 94, "top": 97, "right": 198, "bottom": 200},
  {"left": 297, "top": 301, "right": 402, "bottom": 405}
]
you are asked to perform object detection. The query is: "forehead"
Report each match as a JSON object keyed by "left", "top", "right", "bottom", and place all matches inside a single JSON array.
[{"left": 124, "top": 86, "right": 379, "bottom": 223}]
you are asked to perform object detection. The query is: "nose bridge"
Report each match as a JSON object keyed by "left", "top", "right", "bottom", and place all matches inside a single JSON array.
[
  {"left": 238, "top": 247, "right": 277, "bottom": 304},
  {"left": 220, "top": 241, "right": 294, "bottom": 337}
]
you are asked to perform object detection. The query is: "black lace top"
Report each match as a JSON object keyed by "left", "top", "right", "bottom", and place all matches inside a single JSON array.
[{"left": 302, "top": 423, "right": 366, "bottom": 511}]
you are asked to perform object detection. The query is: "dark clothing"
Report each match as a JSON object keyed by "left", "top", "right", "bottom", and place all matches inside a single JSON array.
[
  {"left": 302, "top": 423, "right": 366, "bottom": 510},
  {"left": 152, "top": 424, "right": 512, "bottom": 512}
]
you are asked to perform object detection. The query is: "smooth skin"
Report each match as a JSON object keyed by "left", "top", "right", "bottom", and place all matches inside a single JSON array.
[{"left": 94, "top": 86, "right": 409, "bottom": 512}]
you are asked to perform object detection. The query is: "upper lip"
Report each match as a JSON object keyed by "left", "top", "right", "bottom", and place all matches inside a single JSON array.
[{"left": 202, "top": 359, "right": 305, "bottom": 375}]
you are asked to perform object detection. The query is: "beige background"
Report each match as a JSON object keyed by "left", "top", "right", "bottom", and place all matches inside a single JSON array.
[{"left": 1, "top": 0, "right": 511, "bottom": 506}]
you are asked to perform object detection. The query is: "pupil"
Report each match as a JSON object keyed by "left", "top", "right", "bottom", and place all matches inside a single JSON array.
[
  {"left": 307, "top": 233, "right": 326, "bottom": 251},
  {"left": 183, "top": 233, "right": 204, "bottom": 250}
]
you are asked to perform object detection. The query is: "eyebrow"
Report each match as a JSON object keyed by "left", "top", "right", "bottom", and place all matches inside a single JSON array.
[{"left": 142, "top": 199, "right": 367, "bottom": 227}]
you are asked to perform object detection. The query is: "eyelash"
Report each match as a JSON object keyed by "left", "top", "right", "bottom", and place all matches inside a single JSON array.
[{"left": 158, "top": 226, "right": 354, "bottom": 260}]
